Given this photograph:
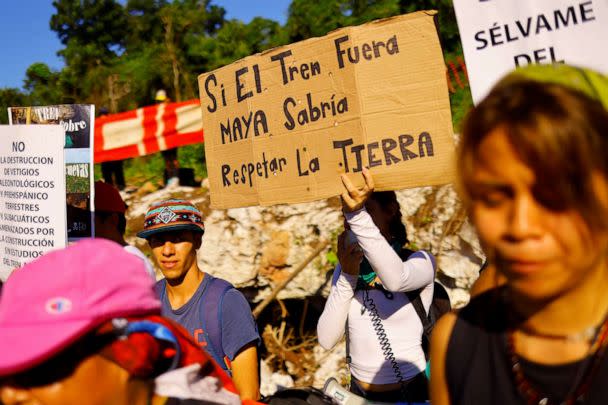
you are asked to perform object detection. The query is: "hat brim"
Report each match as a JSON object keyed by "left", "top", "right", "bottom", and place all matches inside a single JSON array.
[
  {"left": 0, "top": 318, "right": 95, "bottom": 376},
  {"left": 136, "top": 223, "right": 204, "bottom": 239}
]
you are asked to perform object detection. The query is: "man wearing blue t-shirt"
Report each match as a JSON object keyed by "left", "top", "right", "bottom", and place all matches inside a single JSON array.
[{"left": 138, "top": 199, "right": 260, "bottom": 400}]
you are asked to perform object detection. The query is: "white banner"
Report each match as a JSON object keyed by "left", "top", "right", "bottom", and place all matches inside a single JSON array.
[
  {"left": 0, "top": 125, "right": 67, "bottom": 280},
  {"left": 8, "top": 104, "right": 95, "bottom": 240},
  {"left": 453, "top": 0, "right": 608, "bottom": 103}
]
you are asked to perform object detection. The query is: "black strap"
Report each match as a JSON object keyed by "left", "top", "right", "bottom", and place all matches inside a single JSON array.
[
  {"left": 400, "top": 248, "right": 431, "bottom": 329},
  {"left": 406, "top": 289, "right": 431, "bottom": 330}
]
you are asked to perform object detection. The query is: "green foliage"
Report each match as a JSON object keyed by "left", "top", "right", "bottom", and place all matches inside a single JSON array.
[
  {"left": 24, "top": 63, "right": 63, "bottom": 105},
  {"left": 445, "top": 47, "right": 474, "bottom": 131},
  {"left": 125, "top": 0, "right": 169, "bottom": 49},
  {"left": 154, "top": 0, "right": 226, "bottom": 100},
  {"left": 407, "top": 240, "right": 420, "bottom": 251},
  {"left": 0, "top": 88, "right": 28, "bottom": 124},
  {"left": 449, "top": 84, "right": 473, "bottom": 132},
  {"left": 285, "top": 0, "right": 348, "bottom": 40},
  {"left": 50, "top": 0, "right": 127, "bottom": 75},
  {"left": 346, "top": 0, "right": 401, "bottom": 26},
  {"left": 125, "top": 154, "right": 166, "bottom": 186},
  {"left": 66, "top": 175, "right": 90, "bottom": 193},
  {"left": 93, "top": 163, "right": 102, "bottom": 181},
  {"left": 286, "top": 0, "right": 397, "bottom": 41},
  {"left": 420, "top": 215, "right": 433, "bottom": 226},
  {"left": 0, "top": 62, "right": 63, "bottom": 115},
  {"left": 113, "top": 46, "right": 165, "bottom": 110},
  {"left": 106, "top": 145, "right": 207, "bottom": 187},
  {"left": 324, "top": 225, "right": 344, "bottom": 268},
  {"left": 43, "top": 0, "right": 243, "bottom": 108},
  {"left": 49, "top": 0, "right": 129, "bottom": 106},
  {"left": 326, "top": 250, "right": 339, "bottom": 266},
  {"left": 94, "top": 154, "right": 166, "bottom": 187},
  {"left": 179, "top": 143, "right": 207, "bottom": 179},
  {"left": 285, "top": 0, "right": 459, "bottom": 48},
  {"left": 51, "top": 0, "right": 128, "bottom": 53},
  {"left": 191, "top": 17, "right": 286, "bottom": 72}
]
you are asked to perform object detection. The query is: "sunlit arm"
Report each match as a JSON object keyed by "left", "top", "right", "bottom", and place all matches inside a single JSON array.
[{"left": 230, "top": 342, "right": 259, "bottom": 400}]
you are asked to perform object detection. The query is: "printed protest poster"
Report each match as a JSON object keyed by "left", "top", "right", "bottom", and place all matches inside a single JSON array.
[
  {"left": 9, "top": 105, "right": 95, "bottom": 239},
  {"left": 199, "top": 11, "right": 454, "bottom": 209},
  {"left": 453, "top": 0, "right": 608, "bottom": 103},
  {"left": 0, "top": 125, "right": 67, "bottom": 280}
]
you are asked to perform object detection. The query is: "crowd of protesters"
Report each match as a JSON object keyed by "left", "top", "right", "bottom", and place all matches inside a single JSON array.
[{"left": 1, "top": 63, "right": 608, "bottom": 404}]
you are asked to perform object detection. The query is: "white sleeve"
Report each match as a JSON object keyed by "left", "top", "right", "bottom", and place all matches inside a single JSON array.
[
  {"left": 317, "top": 264, "right": 358, "bottom": 350},
  {"left": 345, "top": 208, "right": 436, "bottom": 292}
]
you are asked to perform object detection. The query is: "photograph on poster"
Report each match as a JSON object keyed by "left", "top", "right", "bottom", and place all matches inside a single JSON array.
[
  {"left": 65, "top": 149, "right": 91, "bottom": 238},
  {"left": 9, "top": 105, "right": 92, "bottom": 148}
]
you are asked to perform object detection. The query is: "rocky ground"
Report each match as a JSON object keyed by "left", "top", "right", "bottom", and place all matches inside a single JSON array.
[{"left": 122, "top": 180, "right": 484, "bottom": 395}]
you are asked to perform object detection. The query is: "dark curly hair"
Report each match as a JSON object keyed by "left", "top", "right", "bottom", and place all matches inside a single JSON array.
[{"left": 368, "top": 191, "right": 409, "bottom": 247}]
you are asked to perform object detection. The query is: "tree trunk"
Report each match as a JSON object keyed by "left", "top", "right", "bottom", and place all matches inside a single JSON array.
[{"left": 163, "top": 15, "right": 182, "bottom": 102}]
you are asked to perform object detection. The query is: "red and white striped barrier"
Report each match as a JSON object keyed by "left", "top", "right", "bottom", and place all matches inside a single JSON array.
[{"left": 94, "top": 100, "right": 204, "bottom": 163}]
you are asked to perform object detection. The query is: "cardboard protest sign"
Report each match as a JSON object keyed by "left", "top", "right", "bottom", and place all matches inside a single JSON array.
[
  {"left": 198, "top": 11, "right": 454, "bottom": 209},
  {"left": 453, "top": 0, "right": 608, "bottom": 104},
  {"left": 0, "top": 125, "right": 67, "bottom": 280},
  {"left": 9, "top": 105, "right": 95, "bottom": 239}
]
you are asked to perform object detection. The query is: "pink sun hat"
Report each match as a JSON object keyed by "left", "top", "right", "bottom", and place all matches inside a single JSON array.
[{"left": 0, "top": 239, "right": 161, "bottom": 376}]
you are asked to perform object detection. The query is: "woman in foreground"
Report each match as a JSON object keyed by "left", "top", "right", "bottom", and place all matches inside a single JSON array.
[
  {"left": 0, "top": 239, "right": 245, "bottom": 405},
  {"left": 430, "top": 64, "right": 608, "bottom": 405}
]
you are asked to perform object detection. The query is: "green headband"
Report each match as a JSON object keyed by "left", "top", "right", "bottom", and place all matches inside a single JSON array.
[{"left": 502, "top": 64, "right": 608, "bottom": 110}]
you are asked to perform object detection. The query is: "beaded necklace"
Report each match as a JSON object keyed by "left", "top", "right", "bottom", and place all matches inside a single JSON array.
[{"left": 506, "top": 315, "right": 608, "bottom": 405}]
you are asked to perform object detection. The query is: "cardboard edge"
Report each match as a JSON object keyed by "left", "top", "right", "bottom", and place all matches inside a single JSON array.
[{"left": 197, "top": 10, "right": 439, "bottom": 82}]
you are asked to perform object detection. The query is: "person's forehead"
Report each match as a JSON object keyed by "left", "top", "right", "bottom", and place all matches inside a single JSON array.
[
  {"left": 150, "top": 230, "right": 195, "bottom": 240},
  {"left": 478, "top": 127, "right": 522, "bottom": 159}
]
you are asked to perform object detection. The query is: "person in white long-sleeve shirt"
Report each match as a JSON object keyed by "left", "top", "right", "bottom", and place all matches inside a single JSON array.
[{"left": 317, "top": 168, "right": 436, "bottom": 403}]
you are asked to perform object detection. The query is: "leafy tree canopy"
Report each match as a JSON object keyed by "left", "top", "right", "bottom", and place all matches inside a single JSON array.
[{"left": 2, "top": 0, "right": 462, "bottom": 115}]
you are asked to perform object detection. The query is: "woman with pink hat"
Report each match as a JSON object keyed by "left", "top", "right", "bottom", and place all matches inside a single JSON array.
[{"left": 0, "top": 239, "right": 246, "bottom": 405}]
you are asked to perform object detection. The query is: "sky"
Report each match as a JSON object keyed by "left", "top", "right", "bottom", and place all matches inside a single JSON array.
[{"left": 0, "top": 0, "right": 291, "bottom": 90}]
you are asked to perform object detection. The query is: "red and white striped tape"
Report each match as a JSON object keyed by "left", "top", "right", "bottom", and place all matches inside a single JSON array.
[{"left": 94, "top": 100, "right": 204, "bottom": 163}]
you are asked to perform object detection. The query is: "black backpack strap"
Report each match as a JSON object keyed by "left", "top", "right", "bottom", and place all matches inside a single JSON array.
[
  {"left": 406, "top": 289, "right": 431, "bottom": 330},
  {"left": 407, "top": 288, "right": 433, "bottom": 361},
  {"left": 400, "top": 248, "right": 435, "bottom": 330}
]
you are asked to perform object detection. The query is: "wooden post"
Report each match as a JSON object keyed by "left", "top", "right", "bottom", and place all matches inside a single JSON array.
[{"left": 253, "top": 239, "right": 329, "bottom": 319}]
